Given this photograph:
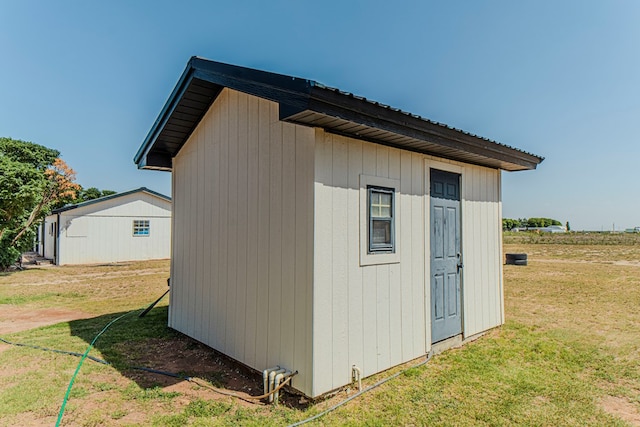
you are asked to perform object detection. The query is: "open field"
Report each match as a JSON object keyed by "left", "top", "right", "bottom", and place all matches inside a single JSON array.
[{"left": 0, "top": 236, "right": 639, "bottom": 426}]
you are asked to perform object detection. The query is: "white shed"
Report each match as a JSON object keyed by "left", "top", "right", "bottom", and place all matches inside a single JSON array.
[
  {"left": 134, "top": 58, "right": 543, "bottom": 398},
  {"left": 41, "top": 187, "right": 171, "bottom": 265}
]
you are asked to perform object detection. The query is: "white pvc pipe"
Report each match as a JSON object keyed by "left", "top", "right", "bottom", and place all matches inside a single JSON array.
[
  {"left": 273, "top": 370, "right": 293, "bottom": 404},
  {"left": 263, "top": 366, "right": 280, "bottom": 395},
  {"left": 268, "top": 368, "right": 286, "bottom": 402},
  {"left": 352, "top": 365, "right": 362, "bottom": 391}
]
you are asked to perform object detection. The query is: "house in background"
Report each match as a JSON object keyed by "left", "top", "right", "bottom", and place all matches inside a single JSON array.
[
  {"left": 40, "top": 187, "right": 171, "bottom": 265},
  {"left": 134, "top": 57, "right": 543, "bottom": 398}
]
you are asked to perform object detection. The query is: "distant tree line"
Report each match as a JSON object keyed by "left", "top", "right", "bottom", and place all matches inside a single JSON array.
[
  {"left": 502, "top": 217, "right": 563, "bottom": 231},
  {"left": 73, "top": 187, "right": 116, "bottom": 204}
]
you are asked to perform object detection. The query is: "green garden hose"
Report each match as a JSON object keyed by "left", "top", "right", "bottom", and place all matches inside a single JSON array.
[{"left": 55, "top": 310, "right": 135, "bottom": 426}]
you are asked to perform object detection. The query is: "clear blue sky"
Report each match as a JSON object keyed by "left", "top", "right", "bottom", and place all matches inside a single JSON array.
[{"left": 1, "top": 1, "right": 639, "bottom": 231}]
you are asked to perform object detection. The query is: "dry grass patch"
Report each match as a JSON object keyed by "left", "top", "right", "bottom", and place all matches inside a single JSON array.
[
  {"left": 1, "top": 240, "right": 639, "bottom": 426},
  {"left": 0, "top": 260, "right": 170, "bottom": 317},
  {"left": 504, "top": 241, "right": 640, "bottom": 426}
]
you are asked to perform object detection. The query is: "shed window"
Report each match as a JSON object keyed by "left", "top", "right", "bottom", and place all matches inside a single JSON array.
[
  {"left": 368, "top": 186, "right": 394, "bottom": 253},
  {"left": 133, "top": 220, "right": 150, "bottom": 236}
]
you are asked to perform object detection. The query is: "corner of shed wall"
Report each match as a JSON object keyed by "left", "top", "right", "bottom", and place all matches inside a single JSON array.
[{"left": 169, "top": 88, "right": 316, "bottom": 397}]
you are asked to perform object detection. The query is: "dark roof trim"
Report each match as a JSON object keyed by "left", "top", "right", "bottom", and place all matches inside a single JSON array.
[
  {"left": 135, "top": 57, "right": 543, "bottom": 171},
  {"left": 53, "top": 187, "right": 171, "bottom": 214}
]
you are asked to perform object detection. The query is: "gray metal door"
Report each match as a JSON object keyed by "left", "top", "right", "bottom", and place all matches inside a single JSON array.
[{"left": 430, "top": 169, "right": 462, "bottom": 343}]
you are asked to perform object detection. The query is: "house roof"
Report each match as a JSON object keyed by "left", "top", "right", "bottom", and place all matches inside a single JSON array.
[
  {"left": 134, "top": 57, "right": 544, "bottom": 172},
  {"left": 52, "top": 187, "right": 171, "bottom": 214}
]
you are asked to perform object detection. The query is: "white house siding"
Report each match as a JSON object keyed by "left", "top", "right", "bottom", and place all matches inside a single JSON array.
[
  {"left": 170, "top": 89, "right": 315, "bottom": 395},
  {"left": 312, "top": 131, "right": 503, "bottom": 397},
  {"left": 56, "top": 192, "right": 170, "bottom": 265}
]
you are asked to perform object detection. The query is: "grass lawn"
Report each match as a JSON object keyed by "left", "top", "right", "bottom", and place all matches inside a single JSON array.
[{"left": 1, "top": 236, "right": 639, "bottom": 426}]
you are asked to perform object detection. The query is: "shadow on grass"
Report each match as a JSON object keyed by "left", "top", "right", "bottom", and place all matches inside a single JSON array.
[
  {"left": 0, "top": 266, "right": 27, "bottom": 276},
  {"left": 92, "top": 263, "right": 132, "bottom": 267},
  {"left": 67, "top": 306, "right": 264, "bottom": 398},
  {"left": 1, "top": 265, "right": 50, "bottom": 276}
]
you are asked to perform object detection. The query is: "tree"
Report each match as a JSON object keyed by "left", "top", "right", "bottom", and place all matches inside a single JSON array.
[
  {"left": 502, "top": 218, "right": 517, "bottom": 231},
  {"left": 74, "top": 187, "right": 117, "bottom": 204},
  {"left": 0, "top": 137, "right": 80, "bottom": 270},
  {"left": 527, "top": 217, "right": 562, "bottom": 228},
  {"left": 503, "top": 217, "right": 564, "bottom": 231}
]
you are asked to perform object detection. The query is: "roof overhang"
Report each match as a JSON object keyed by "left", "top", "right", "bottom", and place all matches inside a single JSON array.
[{"left": 135, "top": 57, "right": 543, "bottom": 172}]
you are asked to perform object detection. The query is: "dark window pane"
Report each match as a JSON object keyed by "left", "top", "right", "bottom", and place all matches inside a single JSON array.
[{"left": 372, "top": 220, "right": 391, "bottom": 244}]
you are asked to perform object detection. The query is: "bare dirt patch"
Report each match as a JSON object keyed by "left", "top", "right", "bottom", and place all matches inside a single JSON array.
[
  {"left": 600, "top": 395, "right": 640, "bottom": 426},
  {"left": 0, "top": 306, "right": 93, "bottom": 334},
  {"left": 116, "top": 336, "right": 274, "bottom": 408}
]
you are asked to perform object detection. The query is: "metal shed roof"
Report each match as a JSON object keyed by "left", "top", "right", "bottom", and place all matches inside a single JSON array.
[
  {"left": 134, "top": 57, "right": 543, "bottom": 172},
  {"left": 52, "top": 187, "right": 170, "bottom": 214}
]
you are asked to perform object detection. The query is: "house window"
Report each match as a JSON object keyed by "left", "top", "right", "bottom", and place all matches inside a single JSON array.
[
  {"left": 133, "top": 220, "right": 150, "bottom": 236},
  {"left": 368, "top": 186, "right": 395, "bottom": 253}
]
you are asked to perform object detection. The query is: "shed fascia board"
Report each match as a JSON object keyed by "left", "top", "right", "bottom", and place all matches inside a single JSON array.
[
  {"left": 134, "top": 57, "right": 543, "bottom": 172},
  {"left": 52, "top": 187, "right": 171, "bottom": 214},
  {"left": 289, "top": 89, "right": 542, "bottom": 171}
]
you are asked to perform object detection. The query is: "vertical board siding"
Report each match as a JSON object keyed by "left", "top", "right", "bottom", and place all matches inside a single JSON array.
[
  {"left": 361, "top": 141, "right": 378, "bottom": 379},
  {"left": 346, "top": 139, "right": 364, "bottom": 375},
  {"left": 458, "top": 163, "right": 503, "bottom": 337},
  {"left": 201, "top": 114, "right": 213, "bottom": 348},
  {"left": 498, "top": 173, "right": 505, "bottom": 325},
  {"left": 254, "top": 97, "right": 270, "bottom": 371},
  {"left": 410, "top": 153, "right": 426, "bottom": 355},
  {"left": 280, "top": 122, "right": 297, "bottom": 372},
  {"left": 312, "top": 129, "right": 334, "bottom": 394},
  {"left": 399, "top": 151, "right": 414, "bottom": 359},
  {"left": 294, "top": 124, "right": 315, "bottom": 395},
  {"left": 244, "top": 94, "right": 260, "bottom": 368},
  {"left": 226, "top": 90, "right": 239, "bottom": 357},
  {"left": 195, "top": 121, "right": 206, "bottom": 340},
  {"left": 267, "top": 102, "right": 283, "bottom": 368},
  {"left": 313, "top": 132, "right": 427, "bottom": 396},
  {"left": 236, "top": 92, "right": 249, "bottom": 362},
  {"left": 331, "top": 135, "right": 349, "bottom": 390},
  {"left": 171, "top": 89, "right": 314, "bottom": 396},
  {"left": 388, "top": 150, "right": 402, "bottom": 367}
]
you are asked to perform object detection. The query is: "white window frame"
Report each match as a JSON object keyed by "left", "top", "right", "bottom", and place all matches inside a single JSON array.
[
  {"left": 133, "top": 219, "right": 150, "bottom": 237},
  {"left": 360, "top": 174, "right": 400, "bottom": 266}
]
